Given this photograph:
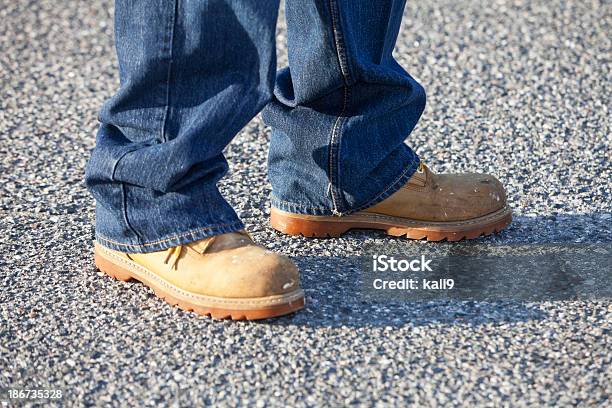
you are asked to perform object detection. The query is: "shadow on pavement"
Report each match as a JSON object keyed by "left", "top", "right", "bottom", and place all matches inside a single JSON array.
[
  {"left": 269, "top": 213, "right": 611, "bottom": 328},
  {"left": 271, "top": 255, "right": 550, "bottom": 328}
]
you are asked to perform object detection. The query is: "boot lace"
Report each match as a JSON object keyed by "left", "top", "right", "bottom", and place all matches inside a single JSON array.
[
  {"left": 417, "top": 160, "right": 426, "bottom": 174},
  {"left": 162, "top": 230, "right": 253, "bottom": 270},
  {"left": 163, "top": 245, "right": 184, "bottom": 270}
]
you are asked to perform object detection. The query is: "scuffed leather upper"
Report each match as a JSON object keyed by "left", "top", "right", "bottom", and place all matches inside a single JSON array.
[
  {"left": 123, "top": 231, "right": 300, "bottom": 298},
  {"left": 363, "top": 164, "right": 507, "bottom": 221}
]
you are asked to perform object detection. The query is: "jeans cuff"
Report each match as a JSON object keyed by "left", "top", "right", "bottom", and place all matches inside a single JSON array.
[
  {"left": 270, "top": 196, "right": 333, "bottom": 216},
  {"left": 349, "top": 153, "right": 420, "bottom": 213},
  {"left": 96, "top": 220, "right": 245, "bottom": 253},
  {"left": 271, "top": 152, "right": 420, "bottom": 216}
]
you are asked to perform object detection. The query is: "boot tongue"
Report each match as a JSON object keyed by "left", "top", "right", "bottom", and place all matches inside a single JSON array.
[{"left": 189, "top": 231, "right": 252, "bottom": 254}]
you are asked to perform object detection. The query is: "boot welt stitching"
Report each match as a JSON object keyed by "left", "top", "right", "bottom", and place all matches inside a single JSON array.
[
  {"left": 281, "top": 205, "right": 511, "bottom": 227},
  {"left": 97, "top": 245, "right": 304, "bottom": 307},
  {"left": 347, "top": 207, "right": 510, "bottom": 226}
]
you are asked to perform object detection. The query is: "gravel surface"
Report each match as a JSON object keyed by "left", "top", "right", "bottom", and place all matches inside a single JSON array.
[{"left": 1, "top": 0, "right": 610, "bottom": 406}]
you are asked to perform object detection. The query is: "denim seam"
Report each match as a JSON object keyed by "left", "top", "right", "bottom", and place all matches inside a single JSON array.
[
  {"left": 119, "top": 182, "right": 144, "bottom": 242},
  {"left": 96, "top": 220, "right": 243, "bottom": 249},
  {"left": 110, "top": 148, "right": 137, "bottom": 181},
  {"left": 327, "top": 0, "right": 353, "bottom": 81},
  {"left": 111, "top": 0, "right": 178, "bottom": 244},
  {"left": 327, "top": 0, "right": 353, "bottom": 216},
  {"left": 328, "top": 87, "right": 349, "bottom": 216},
  {"left": 160, "top": 0, "right": 178, "bottom": 143},
  {"left": 109, "top": 148, "right": 144, "bottom": 243}
]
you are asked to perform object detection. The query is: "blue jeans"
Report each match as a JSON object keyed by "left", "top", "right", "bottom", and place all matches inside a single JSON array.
[{"left": 86, "top": 0, "right": 425, "bottom": 253}]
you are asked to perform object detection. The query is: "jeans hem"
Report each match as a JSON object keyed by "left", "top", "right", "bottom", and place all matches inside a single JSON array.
[
  {"left": 271, "top": 196, "right": 334, "bottom": 216},
  {"left": 350, "top": 154, "right": 420, "bottom": 213},
  {"left": 95, "top": 220, "right": 245, "bottom": 253},
  {"left": 271, "top": 153, "right": 420, "bottom": 216}
]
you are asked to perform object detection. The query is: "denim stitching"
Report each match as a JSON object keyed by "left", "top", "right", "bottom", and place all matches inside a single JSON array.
[
  {"left": 327, "top": 0, "right": 352, "bottom": 80},
  {"left": 113, "top": 1, "right": 179, "bottom": 244},
  {"left": 106, "top": 145, "right": 143, "bottom": 241},
  {"left": 160, "top": 0, "right": 178, "bottom": 143},
  {"left": 271, "top": 196, "right": 329, "bottom": 212},
  {"left": 272, "top": 201, "right": 332, "bottom": 216},
  {"left": 120, "top": 183, "right": 144, "bottom": 242},
  {"left": 328, "top": 87, "right": 349, "bottom": 216},
  {"left": 97, "top": 220, "right": 243, "bottom": 249},
  {"left": 327, "top": 0, "right": 352, "bottom": 216},
  {"left": 110, "top": 148, "right": 138, "bottom": 181}
]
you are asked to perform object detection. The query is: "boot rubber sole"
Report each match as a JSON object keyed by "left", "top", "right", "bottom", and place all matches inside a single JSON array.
[
  {"left": 271, "top": 206, "right": 512, "bottom": 241},
  {"left": 94, "top": 244, "right": 305, "bottom": 320}
]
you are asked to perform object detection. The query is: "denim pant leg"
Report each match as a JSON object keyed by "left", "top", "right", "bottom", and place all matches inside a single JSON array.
[
  {"left": 86, "top": 0, "right": 280, "bottom": 253},
  {"left": 263, "top": 0, "right": 426, "bottom": 216}
]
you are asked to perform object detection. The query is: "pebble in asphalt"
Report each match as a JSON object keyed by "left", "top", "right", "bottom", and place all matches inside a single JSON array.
[{"left": 0, "top": 0, "right": 610, "bottom": 406}]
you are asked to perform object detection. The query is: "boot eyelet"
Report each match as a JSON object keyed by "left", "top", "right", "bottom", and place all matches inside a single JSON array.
[{"left": 416, "top": 161, "right": 426, "bottom": 174}]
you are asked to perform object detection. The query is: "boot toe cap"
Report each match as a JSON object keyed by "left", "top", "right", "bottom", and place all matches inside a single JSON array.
[
  {"left": 475, "top": 174, "right": 507, "bottom": 213},
  {"left": 436, "top": 172, "right": 508, "bottom": 220},
  {"left": 206, "top": 247, "right": 301, "bottom": 298}
]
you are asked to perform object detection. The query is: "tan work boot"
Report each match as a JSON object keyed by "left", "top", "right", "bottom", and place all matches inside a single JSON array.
[
  {"left": 271, "top": 162, "right": 512, "bottom": 241},
  {"left": 94, "top": 231, "right": 304, "bottom": 320}
]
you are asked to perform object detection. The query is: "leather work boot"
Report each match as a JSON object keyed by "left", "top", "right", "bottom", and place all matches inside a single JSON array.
[
  {"left": 271, "top": 162, "right": 512, "bottom": 241},
  {"left": 94, "top": 231, "right": 304, "bottom": 320}
]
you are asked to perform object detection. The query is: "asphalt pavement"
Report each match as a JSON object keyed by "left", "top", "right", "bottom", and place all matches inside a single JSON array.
[{"left": 1, "top": 0, "right": 610, "bottom": 406}]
